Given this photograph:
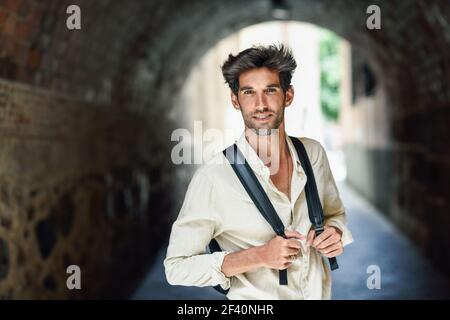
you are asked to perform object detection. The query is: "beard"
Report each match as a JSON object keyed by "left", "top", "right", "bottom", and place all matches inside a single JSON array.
[{"left": 242, "top": 106, "right": 284, "bottom": 136}]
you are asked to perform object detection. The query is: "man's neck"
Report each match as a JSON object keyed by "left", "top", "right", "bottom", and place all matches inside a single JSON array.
[{"left": 244, "top": 125, "right": 289, "bottom": 173}]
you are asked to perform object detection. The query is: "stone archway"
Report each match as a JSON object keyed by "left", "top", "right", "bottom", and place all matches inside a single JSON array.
[{"left": 0, "top": 0, "right": 449, "bottom": 298}]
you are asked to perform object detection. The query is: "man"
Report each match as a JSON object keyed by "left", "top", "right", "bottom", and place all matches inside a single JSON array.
[{"left": 164, "top": 44, "right": 353, "bottom": 299}]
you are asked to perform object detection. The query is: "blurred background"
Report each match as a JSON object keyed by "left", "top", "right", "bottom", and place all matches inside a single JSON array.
[{"left": 0, "top": 0, "right": 449, "bottom": 299}]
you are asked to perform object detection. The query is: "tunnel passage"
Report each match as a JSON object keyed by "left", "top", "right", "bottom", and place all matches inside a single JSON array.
[{"left": 0, "top": 0, "right": 449, "bottom": 298}]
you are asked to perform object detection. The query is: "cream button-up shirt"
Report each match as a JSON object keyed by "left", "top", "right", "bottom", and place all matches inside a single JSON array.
[{"left": 164, "top": 133, "right": 353, "bottom": 300}]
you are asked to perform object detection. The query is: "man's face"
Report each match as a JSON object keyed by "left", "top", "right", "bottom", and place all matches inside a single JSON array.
[{"left": 231, "top": 67, "right": 294, "bottom": 135}]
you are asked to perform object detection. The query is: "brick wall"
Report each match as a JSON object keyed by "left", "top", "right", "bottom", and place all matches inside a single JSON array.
[{"left": 0, "top": 79, "right": 176, "bottom": 298}]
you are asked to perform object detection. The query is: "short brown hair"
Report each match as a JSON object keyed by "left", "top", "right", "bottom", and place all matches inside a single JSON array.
[{"left": 221, "top": 44, "right": 297, "bottom": 95}]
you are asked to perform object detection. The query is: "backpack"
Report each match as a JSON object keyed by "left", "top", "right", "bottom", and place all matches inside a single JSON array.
[{"left": 209, "top": 137, "right": 338, "bottom": 295}]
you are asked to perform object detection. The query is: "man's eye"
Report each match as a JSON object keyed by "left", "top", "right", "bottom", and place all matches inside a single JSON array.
[
  {"left": 266, "top": 88, "right": 277, "bottom": 94},
  {"left": 243, "top": 90, "right": 254, "bottom": 95}
]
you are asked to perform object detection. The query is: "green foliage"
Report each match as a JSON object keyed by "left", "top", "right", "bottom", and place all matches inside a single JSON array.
[{"left": 319, "top": 30, "right": 341, "bottom": 122}]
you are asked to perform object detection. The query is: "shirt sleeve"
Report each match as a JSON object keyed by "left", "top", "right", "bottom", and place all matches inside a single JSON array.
[
  {"left": 319, "top": 145, "right": 354, "bottom": 247},
  {"left": 163, "top": 169, "right": 232, "bottom": 289}
]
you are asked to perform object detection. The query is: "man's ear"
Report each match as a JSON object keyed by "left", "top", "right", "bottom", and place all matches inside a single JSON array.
[
  {"left": 230, "top": 91, "right": 240, "bottom": 110},
  {"left": 285, "top": 85, "right": 294, "bottom": 107}
]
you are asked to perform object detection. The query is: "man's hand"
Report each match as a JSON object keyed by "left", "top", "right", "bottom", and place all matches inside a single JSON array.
[
  {"left": 260, "top": 230, "right": 305, "bottom": 270},
  {"left": 306, "top": 226, "right": 343, "bottom": 258}
]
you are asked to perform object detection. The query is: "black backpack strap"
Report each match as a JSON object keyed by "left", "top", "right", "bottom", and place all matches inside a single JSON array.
[
  {"left": 223, "top": 144, "right": 287, "bottom": 237},
  {"left": 290, "top": 137, "right": 339, "bottom": 271},
  {"left": 210, "top": 143, "right": 288, "bottom": 289}
]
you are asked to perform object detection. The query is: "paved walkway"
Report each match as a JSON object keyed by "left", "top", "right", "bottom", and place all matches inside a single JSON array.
[{"left": 132, "top": 183, "right": 450, "bottom": 299}]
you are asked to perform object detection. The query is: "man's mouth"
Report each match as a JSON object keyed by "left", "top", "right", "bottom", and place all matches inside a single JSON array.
[{"left": 253, "top": 113, "right": 273, "bottom": 121}]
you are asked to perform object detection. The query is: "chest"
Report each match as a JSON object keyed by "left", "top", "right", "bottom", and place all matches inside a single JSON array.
[{"left": 269, "top": 160, "right": 292, "bottom": 200}]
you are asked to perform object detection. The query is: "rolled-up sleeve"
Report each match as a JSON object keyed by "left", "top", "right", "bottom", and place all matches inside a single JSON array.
[
  {"left": 164, "top": 169, "right": 231, "bottom": 289},
  {"left": 319, "top": 145, "right": 354, "bottom": 247}
]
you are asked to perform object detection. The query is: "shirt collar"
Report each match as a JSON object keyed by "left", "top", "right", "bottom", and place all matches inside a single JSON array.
[{"left": 235, "top": 131, "right": 303, "bottom": 177}]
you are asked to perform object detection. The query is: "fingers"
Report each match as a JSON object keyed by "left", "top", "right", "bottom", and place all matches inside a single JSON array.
[
  {"left": 306, "top": 229, "right": 315, "bottom": 247},
  {"left": 316, "top": 233, "right": 341, "bottom": 250},
  {"left": 283, "top": 247, "right": 300, "bottom": 256},
  {"left": 283, "top": 254, "right": 297, "bottom": 267},
  {"left": 321, "top": 246, "right": 344, "bottom": 258},
  {"left": 312, "top": 227, "right": 336, "bottom": 248},
  {"left": 318, "top": 242, "right": 342, "bottom": 255},
  {"left": 274, "top": 236, "right": 301, "bottom": 249},
  {"left": 282, "top": 237, "right": 301, "bottom": 261},
  {"left": 286, "top": 239, "right": 301, "bottom": 249},
  {"left": 277, "top": 255, "right": 294, "bottom": 270},
  {"left": 281, "top": 261, "right": 292, "bottom": 269},
  {"left": 284, "top": 230, "right": 305, "bottom": 240}
]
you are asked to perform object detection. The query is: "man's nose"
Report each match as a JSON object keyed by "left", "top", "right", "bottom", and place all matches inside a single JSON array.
[{"left": 255, "top": 93, "right": 268, "bottom": 112}]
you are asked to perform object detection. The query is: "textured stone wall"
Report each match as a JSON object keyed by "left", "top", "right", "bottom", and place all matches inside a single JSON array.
[{"left": 0, "top": 79, "right": 175, "bottom": 298}]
